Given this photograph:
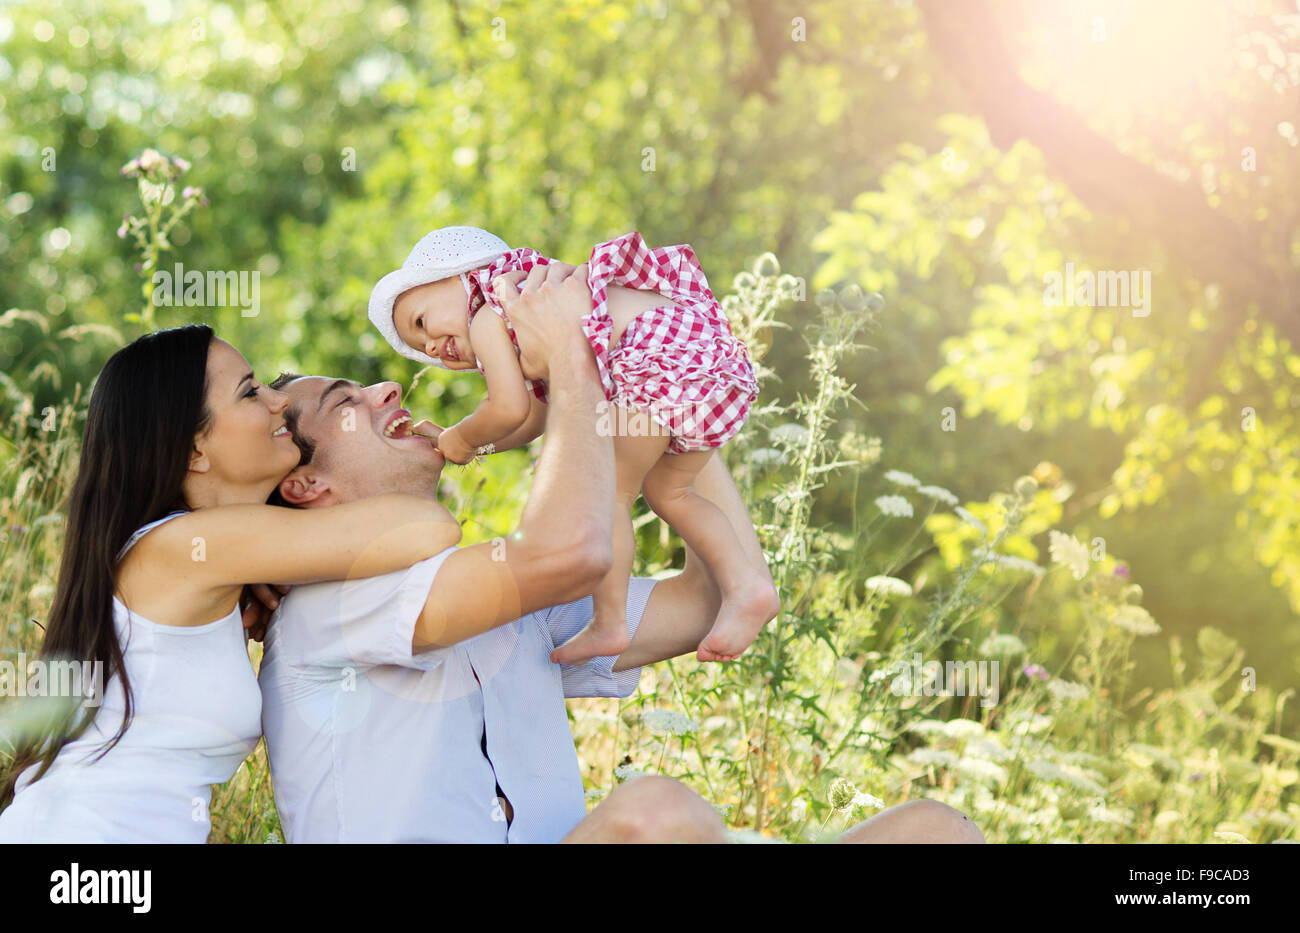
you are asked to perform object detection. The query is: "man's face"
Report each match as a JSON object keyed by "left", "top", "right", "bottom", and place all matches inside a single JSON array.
[{"left": 276, "top": 377, "right": 447, "bottom": 507}]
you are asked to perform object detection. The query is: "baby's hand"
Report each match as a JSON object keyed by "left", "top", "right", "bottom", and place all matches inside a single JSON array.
[
  {"left": 493, "top": 262, "right": 590, "bottom": 384},
  {"left": 437, "top": 426, "right": 476, "bottom": 465}
]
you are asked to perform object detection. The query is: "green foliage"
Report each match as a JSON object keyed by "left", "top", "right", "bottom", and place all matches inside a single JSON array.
[{"left": 2, "top": 0, "right": 1297, "bottom": 843}]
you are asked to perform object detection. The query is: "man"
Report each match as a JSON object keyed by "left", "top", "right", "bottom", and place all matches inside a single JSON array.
[{"left": 256, "top": 263, "right": 984, "bottom": 843}]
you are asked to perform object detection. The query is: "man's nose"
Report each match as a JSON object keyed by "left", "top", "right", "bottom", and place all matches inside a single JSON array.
[{"left": 366, "top": 381, "right": 403, "bottom": 409}]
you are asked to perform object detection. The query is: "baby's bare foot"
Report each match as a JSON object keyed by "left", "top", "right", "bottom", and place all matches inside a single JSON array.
[
  {"left": 696, "top": 579, "right": 779, "bottom": 662},
  {"left": 550, "top": 619, "right": 632, "bottom": 666}
]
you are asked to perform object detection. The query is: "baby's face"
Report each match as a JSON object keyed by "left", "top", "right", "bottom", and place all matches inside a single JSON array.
[{"left": 393, "top": 277, "right": 478, "bottom": 370}]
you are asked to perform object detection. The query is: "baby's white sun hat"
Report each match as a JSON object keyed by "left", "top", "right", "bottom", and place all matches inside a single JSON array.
[{"left": 368, "top": 225, "right": 510, "bottom": 366}]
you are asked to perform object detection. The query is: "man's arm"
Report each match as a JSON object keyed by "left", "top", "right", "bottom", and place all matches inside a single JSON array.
[
  {"left": 413, "top": 264, "right": 615, "bottom": 651},
  {"left": 610, "top": 452, "right": 776, "bottom": 671}
]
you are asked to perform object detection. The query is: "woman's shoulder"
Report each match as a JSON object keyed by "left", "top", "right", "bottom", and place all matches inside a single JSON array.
[{"left": 116, "top": 510, "right": 190, "bottom": 563}]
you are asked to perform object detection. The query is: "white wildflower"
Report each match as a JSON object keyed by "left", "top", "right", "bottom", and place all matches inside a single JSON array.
[
  {"left": 1214, "top": 831, "right": 1252, "bottom": 844},
  {"left": 1112, "top": 605, "right": 1161, "bottom": 635},
  {"left": 965, "top": 738, "right": 1014, "bottom": 761},
  {"left": 867, "top": 668, "right": 890, "bottom": 684},
  {"left": 641, "top": 709, "right": 699, "bottom": 736},
  {"left": 1048, "top": 530, "right": 1090, "bottom": 580},
  {"left": 883, "top": 469, "right": 920, "bottom": 488},
  {"left": 1008, "top": 712, "right": 1054, "bottom": 735},
  {"left": 865, "top": 575, "right": 912, "bottom": 598},
  {"left": 749, "top": 447, "right": 785, "bottom": 467},
  {"left": 979, "top": 632, "right": 1028, "bottom": 659},
  {"left": 852, "top": 791, "right": 885, "bottom": 810},
  {"left": 908, "top": 748, "right": 959, "bottom": 768},
  {"left": 917, "top": 484, "right": 959, "bottom": 506},
  {"left": 875, "top": 495, "right": 913, "bottom": 518},
  {"left": 955, "top": 757, "right": 1009, "bottom": 786},
  {"left": 614, "top": 764, "right": 649, "bottom": 782},
  {"left": 1027, "top": 758, "right": 1105, "bottom": 795},
  {"left": 942, "top": 719, "right": 986, "bottom": 740},
  {"left": 905, "top": 719, "right": 950, "bottom": 737},
  {"left": 1122, "top": 744, "right": 1179, "bottom": 774},
  {"left": 1046, "top": 678, "right": 1090, "bottom": 703},
  {"left": 986, "top": 552, "right": 1046, "bottom": 575},
  {"left": 790, "top": 798, "right": 808, "bottom": 821}
]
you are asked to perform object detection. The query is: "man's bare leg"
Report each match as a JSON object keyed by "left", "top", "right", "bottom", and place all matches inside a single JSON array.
[
  {"left": 837, "top": 799, "right": 986, "bottom": 844},
  {"left": 562, "top": 776, "right": 728, "bottom": 843}
]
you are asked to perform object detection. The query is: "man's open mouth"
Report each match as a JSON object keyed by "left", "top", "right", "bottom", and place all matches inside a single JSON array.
[{"left": 383, "top": 411, "right": 415, "bottom": 438}]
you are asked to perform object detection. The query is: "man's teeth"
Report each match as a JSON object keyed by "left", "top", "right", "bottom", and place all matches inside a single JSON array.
[{"left": 384, "top": 415, "right": 413, "bottom": 438}]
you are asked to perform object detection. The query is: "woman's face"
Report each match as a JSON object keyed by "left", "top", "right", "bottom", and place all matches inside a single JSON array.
[{"left": 191, "top": 339, "right": 300, "bottom": 500}]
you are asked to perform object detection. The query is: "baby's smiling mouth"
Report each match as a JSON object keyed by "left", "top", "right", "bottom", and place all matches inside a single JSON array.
[{"left": 443, "top": 338, "right": 461, "bottom": 363}]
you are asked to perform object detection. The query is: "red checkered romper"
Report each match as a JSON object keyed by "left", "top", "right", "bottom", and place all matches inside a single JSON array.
[{"left": 462, "top": 232, "right": 759, "bottom": 454}]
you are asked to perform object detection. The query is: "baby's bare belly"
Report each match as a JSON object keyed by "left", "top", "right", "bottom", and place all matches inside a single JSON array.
[{"left": 606, "top": 285, "right": 680, "bottom": 349}]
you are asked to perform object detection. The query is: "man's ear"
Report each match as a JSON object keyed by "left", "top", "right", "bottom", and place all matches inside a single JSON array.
[{"left": 278, "top": 467, "right": 332, "bottom": 507}]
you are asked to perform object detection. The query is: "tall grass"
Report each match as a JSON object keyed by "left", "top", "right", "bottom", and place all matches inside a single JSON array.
[{"left": 1, "top": 257, "right": 1295, "bottom": 843}]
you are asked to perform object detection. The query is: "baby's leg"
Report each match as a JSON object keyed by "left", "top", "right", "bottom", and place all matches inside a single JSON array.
[
  {"left": 549, "top": 420, "right": 670, "bottom": 666},
  {"left": 642, "top": 450, "right": 780, "bottom": 662}
]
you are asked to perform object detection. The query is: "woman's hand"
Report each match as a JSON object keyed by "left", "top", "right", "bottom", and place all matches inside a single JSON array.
[
  {"left": 241, "top": 582, "right": 291, "bottom": 642},
  {"left": 493, "top": 262, "right": 592, "bottom": 384}
]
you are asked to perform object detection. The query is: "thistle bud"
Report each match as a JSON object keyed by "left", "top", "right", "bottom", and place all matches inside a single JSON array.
[
  {"left": 1014, "top": 475, "right": 1038, "bottom": 502},
  {"left": 752, "top": 252, "right": 780, "bottom": 278},
  {"left": 828, "top": 777, "right": 856, "bottom": 810}
]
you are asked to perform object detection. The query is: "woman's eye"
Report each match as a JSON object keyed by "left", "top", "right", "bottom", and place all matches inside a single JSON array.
[{"left": 245, "top": 384, "right": 260, "bottom": 399}]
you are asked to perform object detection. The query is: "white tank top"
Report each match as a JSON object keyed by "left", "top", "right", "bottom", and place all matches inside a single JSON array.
[{"left": 0, "top": 512, "right": 262, "bottom": 843}]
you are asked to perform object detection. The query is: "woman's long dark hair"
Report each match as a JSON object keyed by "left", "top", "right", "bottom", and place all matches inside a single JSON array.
[{"left": 1, "top": 324, "right": 214, "bottom": 807}]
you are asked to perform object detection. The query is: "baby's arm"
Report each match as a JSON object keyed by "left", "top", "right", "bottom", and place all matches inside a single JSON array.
[
  {"left": 438, "top": 310, "right": 532, "bottom": 464},
  {"left": 491, "top": 395, "right": 548, "bottom": 453}
]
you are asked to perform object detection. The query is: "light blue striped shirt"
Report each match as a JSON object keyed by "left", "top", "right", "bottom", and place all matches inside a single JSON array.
[{"left": 258, "top": 546, "right": 653, "bottom": 843}]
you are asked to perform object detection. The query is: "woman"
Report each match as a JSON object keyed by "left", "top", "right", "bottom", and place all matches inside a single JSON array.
[{"left": 0, "top": 324, "right": 460, "bottom": 842}]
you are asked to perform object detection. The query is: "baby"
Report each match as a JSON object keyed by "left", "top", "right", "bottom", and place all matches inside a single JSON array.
[{"left": 368, "top": 226, "right": 779, "bottom": 664}]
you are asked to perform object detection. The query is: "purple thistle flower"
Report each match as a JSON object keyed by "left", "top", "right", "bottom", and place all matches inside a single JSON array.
[
  {"left": 1113, "top": 564, "right": 1130, "bottom": 578},
  {"left": 1022, "top": 663, "right": 1049, "bottom": 681}
]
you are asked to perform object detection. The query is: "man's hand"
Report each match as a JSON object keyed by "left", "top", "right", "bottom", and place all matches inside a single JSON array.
[
  {"left": 493, "top": 262, "right": 592, "bottom": 384},
  {"left": 436, "top": 425, "right": 476, "bottom": 464},
  {"left": 241, "top": 582, "right": 291, "bottom": 643}
]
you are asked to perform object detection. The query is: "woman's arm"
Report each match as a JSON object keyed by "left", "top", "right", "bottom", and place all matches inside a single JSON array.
[
  {"left": 138, "top": 494, "right": 462, "bottom": 591},
  {"left": 438, "top": 311, "right": 532, "bottom": 463}
]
